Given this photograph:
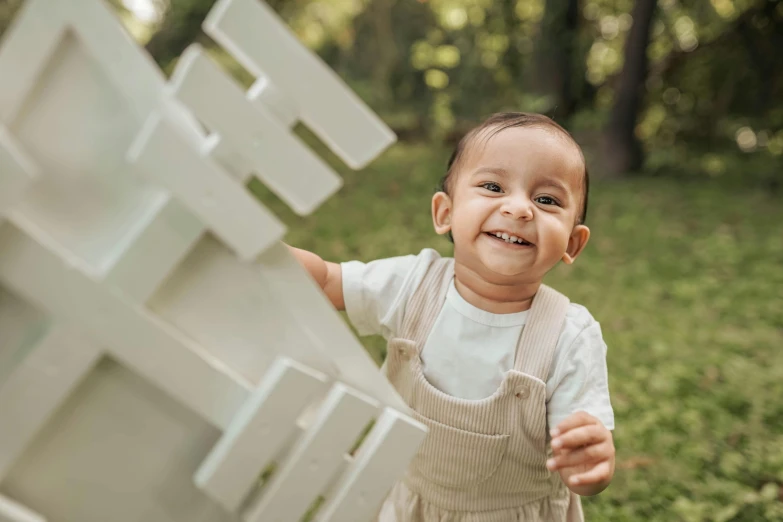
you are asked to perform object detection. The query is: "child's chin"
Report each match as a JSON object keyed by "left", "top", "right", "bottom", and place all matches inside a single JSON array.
[
  {"left": 482, "top": 259, "right": 529, "bottom": 278},
  {"left": 492, "top": 268, "right": 526, "bottom": 279}
]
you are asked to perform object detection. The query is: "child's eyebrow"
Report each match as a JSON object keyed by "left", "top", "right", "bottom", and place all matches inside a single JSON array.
[
  {"left": 538, "top": 179, "right": 570, "bottom": 194},
  {"left": 472, "top": 166, "right": 508, "bottom": 177}
]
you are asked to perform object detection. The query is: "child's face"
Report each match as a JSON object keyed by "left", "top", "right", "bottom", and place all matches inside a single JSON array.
[{"left": 432, "top": 126, "right": 589, "bottom": 284}]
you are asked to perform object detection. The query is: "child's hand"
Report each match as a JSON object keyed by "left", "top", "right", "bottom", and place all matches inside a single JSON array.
[{"left": 546, "top": 411, "right": 615, "bottom": 496}]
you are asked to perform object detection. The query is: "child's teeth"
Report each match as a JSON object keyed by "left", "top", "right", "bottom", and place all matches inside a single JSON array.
[
  {"left": 510, "top": 236, "right": 518, "bottom": 243},
  {"left": 501, "top": 233, "right": 509, "bottom": 240},
  {"left": 495, "top": 232, "right": 502, "bottom": 238}
]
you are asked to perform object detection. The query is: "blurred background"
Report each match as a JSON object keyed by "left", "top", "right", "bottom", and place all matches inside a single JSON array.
[{"left": 2, "top": 0, "right": 782, "bottom": 520}]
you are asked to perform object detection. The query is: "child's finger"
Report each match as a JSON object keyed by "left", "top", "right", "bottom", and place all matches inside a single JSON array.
[
  {"left": 550, "top": 442, "right": 573, "bottom": 462},
  {"left": 568, "top": 460, "right": 613, "bottom": 486},
  {"left": 551, "top": 424, "right": 606, "bottom": 451},
  {"left": 550, "top": 411, "right": 597, "bottom": 437},
  {"left": 546, "top": 441, "right": 612, "bottom": 471}
]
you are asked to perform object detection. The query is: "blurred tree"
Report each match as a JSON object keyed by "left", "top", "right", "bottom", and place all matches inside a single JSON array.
[
  {"left": 533, "top": 0, "right": 581, "bottom": 119},
  {"left": 364, "top": 0, "right": 399, "bottom": 107},
  {"left": 500, "top": 0, "right": 523, "bottom": 87},
  {"left": 326, "top": 0, "right": 434, "bottom": 137},
  {"left": 634, "top": 0, "right": 783, "bottom": 177},
  {"left": 602, "top": 0, "right": 658, "bottom": 176}
]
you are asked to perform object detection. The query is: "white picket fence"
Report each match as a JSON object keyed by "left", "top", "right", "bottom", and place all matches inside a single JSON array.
[{"left": 0, "top": 0, "right": 427, "bottom": 520}]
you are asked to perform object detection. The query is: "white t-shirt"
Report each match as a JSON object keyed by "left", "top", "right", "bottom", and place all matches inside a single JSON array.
[{"left": 342, "top": 248, "right": 614, "bottom": 431}]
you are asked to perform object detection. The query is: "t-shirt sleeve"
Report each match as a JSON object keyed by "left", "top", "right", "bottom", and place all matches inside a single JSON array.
[
  {"left": 341, "top": 249, "right": 439, "bottom": 339},
  {"left": 546, "top": 319, "right": 615, "bottom": 431}
]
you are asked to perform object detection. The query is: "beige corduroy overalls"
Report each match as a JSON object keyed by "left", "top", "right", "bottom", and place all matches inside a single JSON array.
[{"left": 377, "top": 257, "right": 584, "bottom": 522}]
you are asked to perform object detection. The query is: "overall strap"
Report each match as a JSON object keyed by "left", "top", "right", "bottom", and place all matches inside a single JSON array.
[
  {"left": 399, "top": 257, "right": 454, "bottom": 347},
  {"left": 513, "top": 284, "right": 570, "bottom": 382}
]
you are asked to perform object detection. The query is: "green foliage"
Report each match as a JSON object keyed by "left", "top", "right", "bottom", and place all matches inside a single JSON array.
[
  {"left": 282, "top": 0, "right": 782, "bottom": 176},
  {"left": 18, "top": 0, "right": 772, "bottom": 178},
  {"left": 639, "top": 0, "right": 783, "bottom": 168},
  {"left": 252, "top": 141, "right": 783, "bottom": 521}
]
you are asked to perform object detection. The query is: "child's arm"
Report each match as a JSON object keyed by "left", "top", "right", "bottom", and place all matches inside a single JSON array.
[
  {"left": 287, "top": 245, "right": 345, "bottom": 311},
  {"left": 546, "top": 411, "right": 615, "bottom": 496}
]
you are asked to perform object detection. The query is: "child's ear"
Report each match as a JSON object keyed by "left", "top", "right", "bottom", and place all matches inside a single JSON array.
[
  {"left": 432, "top": 191, "right": 453, "bottom": 236},
  {"left": 562, "top": 224, "right": 590, "bottom": 264}
]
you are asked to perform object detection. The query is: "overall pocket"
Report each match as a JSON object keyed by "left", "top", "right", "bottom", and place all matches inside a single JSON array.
[{"left": 409, "top": 410, "right": 510, "bottom": 489}]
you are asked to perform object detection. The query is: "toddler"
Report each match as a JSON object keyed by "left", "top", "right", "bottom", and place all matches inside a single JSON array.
[{"left": 291, "top": 112, "right": 615, "bottom": 521}]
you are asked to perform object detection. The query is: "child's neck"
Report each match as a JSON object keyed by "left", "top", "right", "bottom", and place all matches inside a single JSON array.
[{"left": 453, "top": 263, "right": 541, "bottom": 314}]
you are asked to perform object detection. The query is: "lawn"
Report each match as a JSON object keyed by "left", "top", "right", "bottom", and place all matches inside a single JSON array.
[{"left": 251, "top": 139, "right": 783, "bottom": 522}]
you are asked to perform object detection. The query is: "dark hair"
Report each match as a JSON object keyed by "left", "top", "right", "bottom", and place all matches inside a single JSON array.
[{"left": 438, "top": 112, "right": 589, "bottom": 228}]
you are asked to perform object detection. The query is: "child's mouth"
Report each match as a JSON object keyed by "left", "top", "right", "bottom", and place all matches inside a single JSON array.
[{"left": 485, "top": 232, "right": 533, "bottom": 246}]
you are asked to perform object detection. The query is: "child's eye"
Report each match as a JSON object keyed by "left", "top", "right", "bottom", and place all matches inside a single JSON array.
[
  {"left": 535, "top": 196, "right": 559, "bottom": 206},
  {"left": 480, "top": 182, "right": 503, "bottom": 193}
]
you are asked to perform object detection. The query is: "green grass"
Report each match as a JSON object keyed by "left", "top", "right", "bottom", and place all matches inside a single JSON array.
[{"left": 251, "top": 140, "right": 783, "bottom": 522}]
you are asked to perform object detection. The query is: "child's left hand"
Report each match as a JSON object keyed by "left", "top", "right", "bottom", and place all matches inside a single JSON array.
[{"left": 546, "top": 411, "right": 615, "bottom": 496}]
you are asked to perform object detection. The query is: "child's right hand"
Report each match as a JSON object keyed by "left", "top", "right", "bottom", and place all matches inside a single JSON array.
[{"left": 287, "top": 244, "right": 345, "bottom": 310}]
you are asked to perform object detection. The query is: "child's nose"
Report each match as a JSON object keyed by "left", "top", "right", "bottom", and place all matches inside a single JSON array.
[{"left": 501, "top": 196, "right": 534, "bottom": 220}]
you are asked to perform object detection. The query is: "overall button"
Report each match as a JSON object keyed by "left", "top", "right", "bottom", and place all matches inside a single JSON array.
[
  {"left": 514, "top": 384, "right": 530, "bottom": 400},
  {"left": 398, "top": 344, "right": 414, "bottom": 360}
]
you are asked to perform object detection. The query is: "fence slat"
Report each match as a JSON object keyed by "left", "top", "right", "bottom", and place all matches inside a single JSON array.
[
  {"left": 0, "top": 495, "right": 46, "bottom": 522},
  {"left": 195, "top": 357, "right": 330, "bottom": 511},
  {"left": 0, "top": 324, "right": 102, "bottom": 480},
  {"left": 102, "top": 196, "right": 204, "bottom": 303},
  {"left": 317, "top": 408, "right": 427, "bottom": 522},
  {"left": 170, "top": 45, "right": 342, "bottom": 216},
  {"left": 255, "top": 243, "right": 410, "bottom": 411},
  {"left": 128, "top": 113, "right": 285, "bottom": 261},
  {"left": 244, "top": 383, "right": 378, "bottom": 522},
  {"left": 0, "top": 125, "right": 39, "bottom": 217},
  {"left": 0, "top": 225, "right": 251, "bottom": 431},
  {"left": 203, "top": 0, "right": 396, "bottom": 169}
]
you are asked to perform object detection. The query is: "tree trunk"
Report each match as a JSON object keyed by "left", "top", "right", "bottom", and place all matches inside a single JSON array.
[
  {"left": 501, "top": 0, "right": 523, "bottom": 86},
  {"left": 368, "top": 0, "right": 399, "bottom": 106},
  {"left": 533, "top": 0, "right": 580, "bottom": 119},
  {"left": 602, "top": 0, "right": 658, "bottom": 176}
]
